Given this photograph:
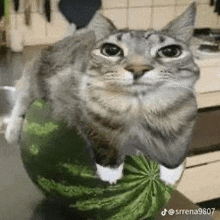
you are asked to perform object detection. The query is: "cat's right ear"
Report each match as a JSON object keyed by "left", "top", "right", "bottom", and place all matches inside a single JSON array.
[
  {"left": 161, "top": 2, "right": 196, "bottom": 43},
  {"left": 86, "top": 11, "right": 117, "bottom": 41}
]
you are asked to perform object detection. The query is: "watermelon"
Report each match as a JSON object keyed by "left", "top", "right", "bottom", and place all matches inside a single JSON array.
[{"left": 19, "top": 99, "right": 174, "bottom": 220}]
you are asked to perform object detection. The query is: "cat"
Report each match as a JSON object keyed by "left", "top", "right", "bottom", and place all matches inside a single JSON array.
[{"left": 5, "top": 3, "right": 199, "bottom": 185}]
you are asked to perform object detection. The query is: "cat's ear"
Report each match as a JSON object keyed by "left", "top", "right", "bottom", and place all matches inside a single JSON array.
[
  {"left": 86, "top": 11, "right": 117, "bottom": 41},
  {"left": 161, "top": 2, "right": 196, "bottom": 43}
]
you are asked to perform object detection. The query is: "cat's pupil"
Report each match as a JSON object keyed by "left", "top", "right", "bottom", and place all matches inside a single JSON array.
[
  {"left": 101, "top": 43, "right": 123, "bottom": 57},
  {"left": 158, "top": 45, "right": 182, "bottom": 58}
]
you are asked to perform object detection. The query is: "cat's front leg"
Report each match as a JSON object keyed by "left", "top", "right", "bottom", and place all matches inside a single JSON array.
[
  {"left": 5, "top": 96, "right": 27, "bottom": 144},
  {"left": 96, "top": 163, "right": 124, "bottom": 184},
  {"left": 94, "top": 146, "right": 124, "bottom": 184},
  {"left": 5, "top": 93, "right": 32, "bottom": 144},
  {"left": 159, "top": 162, "right": 185, "bottom": 185},
  {"left": 5, "top": 114, "right": 24, "bottom": 144}
]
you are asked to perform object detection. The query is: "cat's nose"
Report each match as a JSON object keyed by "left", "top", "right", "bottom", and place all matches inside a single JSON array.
[{"left": 125, "top": 65, "right": 154, "bottom": 80}]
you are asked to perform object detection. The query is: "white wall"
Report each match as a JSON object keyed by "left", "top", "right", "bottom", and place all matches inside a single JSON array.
[{"left": 8, "top": 0, "right": 220, "bottom": 46}]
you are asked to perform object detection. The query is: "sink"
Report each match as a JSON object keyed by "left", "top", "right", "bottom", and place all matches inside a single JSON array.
[{"left": 0, "top": 86, "right": 15, "bottom": 134}]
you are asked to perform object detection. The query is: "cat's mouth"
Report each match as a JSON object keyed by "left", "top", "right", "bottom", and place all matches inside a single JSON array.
[
  {"left": 120, "top": 80, "right": 163, "bottom": 94},
  {"left": 132, "top": 82, "right": 148, "bottom": 86},
  {"left": 128, "top": 81, "right": 153, "bottom": 87},
  {"left": 120, "top": 81, "right": 154, "bottom": 94}
]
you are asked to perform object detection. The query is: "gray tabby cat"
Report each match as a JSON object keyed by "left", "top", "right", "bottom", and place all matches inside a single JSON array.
[{"left": 5, "top": 3, "right": 199, "bottom": 185}]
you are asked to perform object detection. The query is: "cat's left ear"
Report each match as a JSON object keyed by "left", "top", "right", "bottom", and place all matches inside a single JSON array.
[
  {"left": 86, "top": 11, "right": 117, "bottom": 41},
  {"left": 161, "top": 2, "right": 196, "bottom": 43}
]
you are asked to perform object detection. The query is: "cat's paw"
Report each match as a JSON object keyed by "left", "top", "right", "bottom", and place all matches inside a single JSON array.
[
  {"left": 96, "top": 163, "right": 124, "bottom": 184},
  {"left": 159, "top": 163, "right": 185, "bottom": 186},
  {"left": 5, "top": 116, "right": 23, "bottom": 144}
]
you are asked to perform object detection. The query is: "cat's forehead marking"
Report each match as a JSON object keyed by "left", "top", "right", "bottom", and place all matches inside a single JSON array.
[
  {"left": 104, "top": 30, "right": 179, "bottom": 55},
  {"left": 116, "top": 32, "right": 124, "bottom": 41},
  {"left": 159, "top": 36, "right": 166, "bottom": 43},
  {"left": 110, "top": 30, "right": 168, "bottom": 45},
  {"left": 147, "top": 33, "right": 176, "bottom": 45},
  {"left": 147, "top": 33, "right": 164, "bottom": 43},
  {"left": 144, "top": 32, "right": 154, "bottom": 40}
]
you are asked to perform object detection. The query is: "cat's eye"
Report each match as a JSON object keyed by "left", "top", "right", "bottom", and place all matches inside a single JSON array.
[
  {"left": 101, "top": 43, "right": 123, "bottom": 57},
  {"left": 157, "top": 45, "right": 182, "bottom": 58}
]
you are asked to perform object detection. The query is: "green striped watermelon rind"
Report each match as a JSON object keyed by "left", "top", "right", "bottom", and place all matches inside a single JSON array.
[{"left": 20, "top": 99, "right": 174, "bottom": 220}]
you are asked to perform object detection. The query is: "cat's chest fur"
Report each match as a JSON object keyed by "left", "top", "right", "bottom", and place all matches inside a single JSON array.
[{"left": 79, "top": 74, "right": 179, "bottom": 142}]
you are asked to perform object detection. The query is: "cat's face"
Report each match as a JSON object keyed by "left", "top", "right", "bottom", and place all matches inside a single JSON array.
[
  {"left": 88, "top": 29, "right": 199, "bottom": 95},
  {"left": 85, "top": 3, "right": 199, "bottom": 96}
]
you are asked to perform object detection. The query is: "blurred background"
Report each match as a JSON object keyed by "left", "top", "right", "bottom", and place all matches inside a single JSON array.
[{"left": 2, "top": 0, "right": 220, "bottom": 46}]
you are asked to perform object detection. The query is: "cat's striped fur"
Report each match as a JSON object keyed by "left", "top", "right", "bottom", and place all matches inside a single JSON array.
[{"left": 5, "top": 3, "right": 199, "bottom": 185}]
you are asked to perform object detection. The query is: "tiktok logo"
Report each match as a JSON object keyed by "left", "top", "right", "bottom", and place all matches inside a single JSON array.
[{"left": 161, "top": 208, "right": 168, "bottom": 216}]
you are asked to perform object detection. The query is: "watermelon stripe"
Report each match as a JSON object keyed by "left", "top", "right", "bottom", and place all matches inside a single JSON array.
[
  {"left": 106, "top": 180, "right": 155, "bottom": 220},
  {"left": 37, "top": 177, "right": 105, "bottom": 198},
  {"left": 124, "top": 163, "right": 150, "bottom": 177},
  {"left": 123, "top": 167, "right": 159, "bottom": 181},
  {"left": 125, "top": 155, "right": 150, "bottom": 174},
  {"left": 75, "top": 179, "right": 149, "bottom": 220},
  {"left": 62, "top": 163, "right": 95, "bottom": 178},
  {"left": 25, "top": 122, "right": 59, "bottom": 136},
  {"left": 124, "top": 156, "right": 159, "bottom": 181},
  {"left": 139, "top": 155, "right": 159, "bottom": 173},
  {"left": 73, "top": 178, "right": 146, "bottom": 210}
]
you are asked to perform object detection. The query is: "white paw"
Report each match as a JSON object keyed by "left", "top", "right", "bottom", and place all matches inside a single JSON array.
[
  {"left": 159, "top": 163, "right": 185, "bottom": 185},
  {"left": 96, "top": 163, "right": 124, "bottom": 184},
  {"left": 5, "top": 116, "right": 23, "bottom": 144}
]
